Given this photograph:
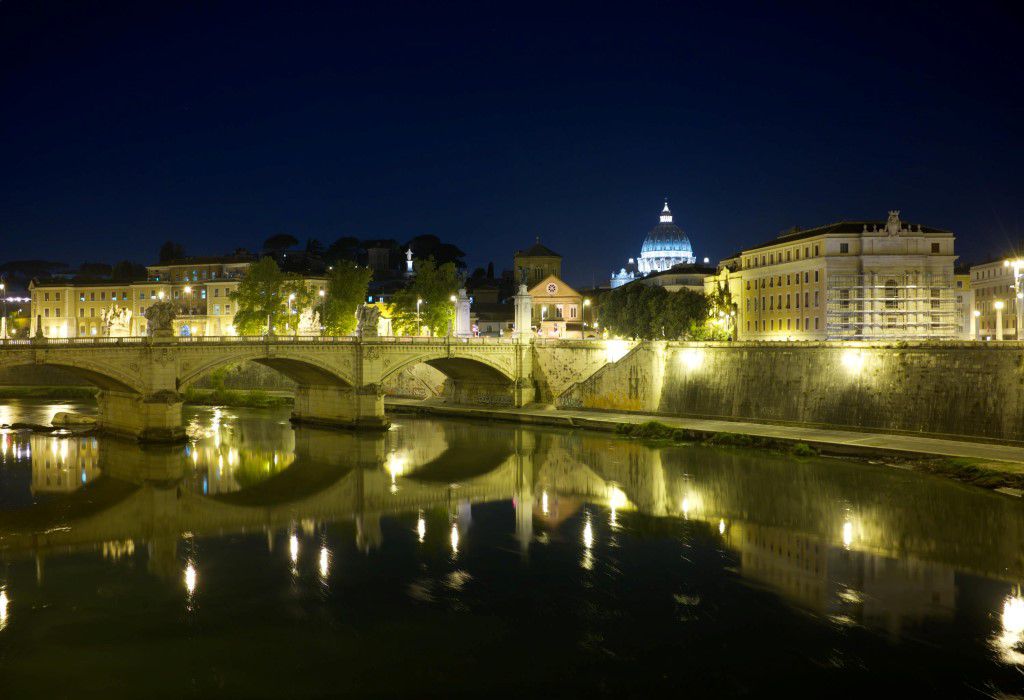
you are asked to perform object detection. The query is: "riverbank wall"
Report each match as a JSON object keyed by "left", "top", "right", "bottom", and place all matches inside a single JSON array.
[{"left": 554, "top": 341, "right": 1024, "bottom": 443}]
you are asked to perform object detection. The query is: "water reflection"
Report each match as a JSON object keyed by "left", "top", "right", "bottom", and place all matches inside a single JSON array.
[{"left": 0, "top": 403, "right": 1024, "bottom": 688}]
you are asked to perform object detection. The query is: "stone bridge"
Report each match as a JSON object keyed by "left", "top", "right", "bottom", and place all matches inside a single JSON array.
[{"left": 0, "top": 335, "right": 538, "bottom": 441}]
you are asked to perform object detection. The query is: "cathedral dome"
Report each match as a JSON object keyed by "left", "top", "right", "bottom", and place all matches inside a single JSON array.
[{"left": 637, "top": 201, "right": 695, "bottom": 274}]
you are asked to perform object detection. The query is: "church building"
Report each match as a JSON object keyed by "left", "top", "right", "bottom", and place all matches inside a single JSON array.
[{"left": 611, "top": 200, "right": 706, "bottom": 288}]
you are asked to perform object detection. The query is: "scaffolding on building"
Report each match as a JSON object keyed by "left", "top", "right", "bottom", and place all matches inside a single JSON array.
[{"left": 825, "top": 273, "right": 958, "bottom": 340}]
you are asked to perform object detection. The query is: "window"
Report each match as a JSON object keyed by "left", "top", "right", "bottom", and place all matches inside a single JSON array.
[
  {"left": 786, "top": 294, "right": 791, "bottom": 309},
  {"left": 213, "top": 304, "right": 221, "bottom": 315},
  {"left": 804, "top": 246, "right": 809, "bottom": 258},
  {"left": 747, "top": 321, "right": 751, "bottom": 331},
  {"left": 79, "top": 308, "right": 84, "bottom": 317},
  {"left": 90, "top": 308, "right": 95, "bottom": 317},
  {"left": 201, "top": 289, "right": 207, "bottom": 299},
  {"left": 769, "top": 296, "right": 774, "bottom": 310},
  {"left": 814, "top": 271, "right": 819, "bottom": 282},
  {"left": 839, "top": 243, "right": 849, "bottom": 254},
  {"left": 805, "top": 317, "right": 810, "bottom": 330},
  {"left": 815, "top": 317, "right": 820, "bottom": 329},
  {"left": 140, "top": 292, "right": 145, "bottom": 300},
  {"left": 100, "top": 292, "right": 105, "bottom": 300},
  {"left": 44, "top": 292, "right": 50, "bottom": 301},
  {"left": 787, "top": 319, "right": 791, "bottom": 330},
  {"left": 814, "top": 245, "right": 819, "bottom": 256},
  {"left": 804, "top": 272, "right": 809, "bottom": 283},
  {"left": 44, "top": 308, "right": 49, "bottom": 317},
  {"left": 795, "top": 294, "right": 800, "bottom": 309},
  {"left": 769, "top": 278, "right": 774, "bottom": 288},
  {"left": 54, "top": 309, "right": 60, "bottom": 317},
  {"left": 90, "top": 293, "right": 95, "bottom": 301},
  {"left": 55, "top": 292, "right": 61, "bottom": 301},
  {"left": 214, "top": 288, "right": 220, "bottom": 297},
  {"left": 796, "top": 249, "right": 800, "bottom": 260},
  {"left": 885, "top": 280, "right": 898, "bottom": 309},
  {"left": 770, "top": 320, "right": 774, "bottom": 330},
  {"left": 746, "top": 299, "right": 751, "bottom": 311},
  {"left": 80, "top": 293, "right": 85, "bottom": 302},
  {"left": 225, "top": 304, "right": 231, "bottom": 313},
  {"left": 931, "top": 289, "right": 941, "bottom": 310},
  {"left": 931, "top": 243, "right": 940, "bottom": 253},
  {"left": 745, "top": 281, "right": 750, "bottom": 290},
  {"left": 79, "top": 325, "right": 86, "bottom": 334},
  {"left": 770, "top": 254, "right": 774, "bottom": 264},
  {"left": 786, "top": 251, "right": 791, "bottom": 262},
  {"left": 762, "top": 320, "right": 766, "bottom": 330},
  {"left": 786, "top": 275, "right": 791, "bottom": 285},
  {"left": 814, "top": 291, "right": 819, "bottom": 307},
  {"left": 804, "top": 292, "right": 809, "bottom": 307}
]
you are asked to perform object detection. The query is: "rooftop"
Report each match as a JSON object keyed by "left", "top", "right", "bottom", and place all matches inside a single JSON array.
[{"left": 744, "top": 216, "right": 952, "bottom": 253}]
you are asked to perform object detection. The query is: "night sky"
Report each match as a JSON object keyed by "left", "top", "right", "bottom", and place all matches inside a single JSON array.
[{"left": 2, "top": 1, "right": 1022, "bottom": 286}]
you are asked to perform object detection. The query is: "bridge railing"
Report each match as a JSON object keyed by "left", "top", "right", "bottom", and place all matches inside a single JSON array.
[{"left": 0, "top": 334, "right": 523, "bottom": 347}]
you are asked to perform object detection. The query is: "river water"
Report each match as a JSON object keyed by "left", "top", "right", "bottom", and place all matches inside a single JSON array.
[{"left": 0, "top": 400, "right": 1022, "bottom": 697}]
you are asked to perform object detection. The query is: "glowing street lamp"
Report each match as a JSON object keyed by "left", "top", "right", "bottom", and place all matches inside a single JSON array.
[
  {"left": 0, "top": 280, "right": 6, "bottom": 340},
  {"left": 288, "top": 293, "right": 297, "bottom": 337},
  {"left": 971, "top": 309, "right": 981, "bottom": 339},
  {"left": 183, "top": 285, "right": 191, "bottom": 315},
  {"left": 416, "top": 297, "right": 423, "bottom": 335},
  {"left": 1007, "top": 259, "right": 1024, "bottom": 339},
  {"left": 995, "top": 300, "right": 1005, "bottom": 341}
]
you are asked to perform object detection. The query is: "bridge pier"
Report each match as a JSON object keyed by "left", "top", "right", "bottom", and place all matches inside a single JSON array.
[
  {"left": 291, "top": 384, "right": 389, "bottom": 431},
  {"left": 96, "top": 390, "right": 186, "bottom": 443}
]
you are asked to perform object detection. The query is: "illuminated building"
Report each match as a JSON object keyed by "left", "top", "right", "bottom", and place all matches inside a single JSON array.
[
  {"left": 28, "top": 254, "right": 326, "bottom": 338},
  {"left": 611, "top": 200, "right": 705, "bottom": 288},
  {"left": 705, "top": 210, "right": 958, "bottom": 340}
]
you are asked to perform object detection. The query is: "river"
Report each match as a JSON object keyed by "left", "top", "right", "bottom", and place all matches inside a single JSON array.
[{"left": 0, "top": 400, "right": 1022, "bottom": 697}]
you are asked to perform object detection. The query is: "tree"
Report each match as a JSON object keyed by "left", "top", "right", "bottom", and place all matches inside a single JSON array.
[
  {"left": 263, "top": 233, "right": 299, "bottom": 252},
  {"left": 321, "top": 261, "right": 372, "bottom": 335},
  {"left": 325, "top": 236, "right": 361, "bottom": 264},
  {"left": 406, "top": 234, "right": 466, "bottom": 269},
  {"left": 111, "top": 260, "right": 147, "bottom": 281},
  {"left": 159, "top": 241, "right": 186, "bottom": 263},
  {"left": 597, "top": 284, "right": 709, "bottom": 340},
  {"left": 280, "top": 276, "right": 317, "bottom": 336},
  {"left": 390, "top": 258, "right": 460, "bottom": 336},
  {"left": 78, "top": 262, "right": 112, "bottom": 278},
  {"left": 230, "top": 257, "right": 287, "bottom": 335},
  {"left": 305, "top": 238, "right": 325, "bottom": 259},
  {"left": 486, "top": 261, "right": 494, "bottom": 279}
]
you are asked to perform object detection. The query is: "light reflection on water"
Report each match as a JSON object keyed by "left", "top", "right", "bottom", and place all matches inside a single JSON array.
[{"left": 0, "top": 401, "right": 1022, "bottom": 695}]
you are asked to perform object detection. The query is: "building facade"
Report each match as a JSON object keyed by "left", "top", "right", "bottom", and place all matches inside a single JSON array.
[
  {"left": 706, "top": 211, "right": 957, "bottom": 341},
  {"left": 969, "top": 258, "right": 1022, "bottom": 340},
  {"left": 514, "top": 241, "right": 562, "bottom": 287},
  {"left": 29, "top": 255, "right": 326, "bottom": 338},
  {"left": 529, "top": 275, "right": 584, "bottom": 338}
]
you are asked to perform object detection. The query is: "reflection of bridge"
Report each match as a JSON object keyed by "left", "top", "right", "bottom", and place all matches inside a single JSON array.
[
  {"left": 0, "top": 336, "right": 542, "bottom": 440},
  {"left": 3, "top": 422, "right": 1024, "bottom": 599}
]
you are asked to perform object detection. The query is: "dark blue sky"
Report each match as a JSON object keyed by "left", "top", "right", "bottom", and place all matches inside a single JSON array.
[{"left": 2, "top": 1, "right": 1022, "bottom": 285}]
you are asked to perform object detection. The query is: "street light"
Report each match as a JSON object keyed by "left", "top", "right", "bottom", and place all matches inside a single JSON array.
[
  {"left": 995, "top": 300, "right": 1005, "bottom": 341},
  {"left": 183, "top": 285, "right": 191, "bottom": 316},
  {"left": 972, "top": 309, "right": 981, "bottom": 340},
  {"left": 416, "top": 298, "right": 423, "bottom": 336},
  {"left": 288, "top": 293, "right": 296, "bottom": 337},
  {"left": 583, "top": 298, "right": 591, "bottom": 332},
  {"left": 0, "top": 280, "right": 6, "bottom": 340}
]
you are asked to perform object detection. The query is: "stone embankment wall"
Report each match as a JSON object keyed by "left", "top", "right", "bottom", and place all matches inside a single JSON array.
[
  {"left": 531, "top": 339, "right": 635, "bottom": 401},
  {"left": 557, "top": 341, "right": 1024, "bottom": 443}
]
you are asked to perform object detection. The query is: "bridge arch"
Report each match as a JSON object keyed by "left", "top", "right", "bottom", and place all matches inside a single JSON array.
[
  {"left": 0, "top": 356, "right": 141, "bottom": 394},
  {"left": 379, "top": 350, "right": 516, "bottom": 386},
  {"left": 177, "top": 348, "right": 356, "bottom": 391}
]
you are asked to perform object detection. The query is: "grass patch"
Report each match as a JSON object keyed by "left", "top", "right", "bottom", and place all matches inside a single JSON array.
[
  {"left": 917, "top": 457, "right": 1024, "bottom": 490},
  {"left": 0, "top": 386, "right": 98, "bottom": 400},
  {"left": 182, "top": 387, "right": 292, "bottom": 408},
  {"left": 615, "top": 423, "right": 817, "bottom": 456}
]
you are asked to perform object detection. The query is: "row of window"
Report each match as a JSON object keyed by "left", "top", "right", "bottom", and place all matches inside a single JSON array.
[
  {"left": 747, "top": 291, "right": 820, "bottom": 312},
  {"left": 746, "top": 270, "right": 820, "bottom": 290},
  {"left": 745, "top": 243, "right": 822, "bottom": 268},
  {"left": 747, "top": 318, "right": 821, "bottom": 332}
]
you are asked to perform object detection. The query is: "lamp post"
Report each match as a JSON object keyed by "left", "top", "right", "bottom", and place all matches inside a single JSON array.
[
  {"left": 449, "top": 295, "right": 457, "bottom": 336},
  {"left": 995, "top": 300, "right": 1005, "bottom": 341},
  {"left": 416, "top": 297, "right": 423, "bottom": 336},
  {"left": 583, "top": 298, "right": 591, "bottom": 336},
  {"left": 0, "top": 280, "right": 6, "bottom": 340},
  {"left": 971, "top": 309, "right": 980, "bottom": 340}
]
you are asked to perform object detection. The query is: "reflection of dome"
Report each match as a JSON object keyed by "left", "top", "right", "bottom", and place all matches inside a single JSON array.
[{"left": 637, "top": 201, "right": 696, "bottom": 274}]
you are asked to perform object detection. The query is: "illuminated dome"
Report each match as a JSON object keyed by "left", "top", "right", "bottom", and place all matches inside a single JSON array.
[{"left": 638, "top": 201, "right": 695, "bottom": 274}]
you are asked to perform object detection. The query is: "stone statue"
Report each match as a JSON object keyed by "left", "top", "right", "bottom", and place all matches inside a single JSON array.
[
  {"left": 885, "top": 210, "right": 902, "bottom": 237},
  {"left": 297, "top": 308, "right": 320, "bottom": 336},
  {"left": 101, "top": 304, "right": 133, "bottom": 337},
  {"left": 356, "top": 304, "right": 380, "bottom": 338},
  {"left": 144, "top": 301, "right": 178, "bottom": 337}
]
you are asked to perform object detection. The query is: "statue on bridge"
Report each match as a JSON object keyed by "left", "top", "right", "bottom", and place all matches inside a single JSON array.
[
  {"left": 101, "top": 304, "right": 133, "bottom": 337},
  {"left": 144, "top": 301, "right": 178, "bottom": 337},
  {"left": 297, "top": 308, "right": 321, "bottom": 336},
  {"left": 356, "top": 304, "right": 380, "bottom": 338}
]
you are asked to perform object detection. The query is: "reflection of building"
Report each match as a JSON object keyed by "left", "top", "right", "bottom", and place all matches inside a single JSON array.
[
  {"left": 705, "top": 210, "right": 958, "bottom": 340},
  {"left": 30, "top": 435, "right": 101, "bottom": 494},
  {"left": 611, "top": 201, "right": 702, "bottom": 287},
  {"left": 28, "top": 255, "right": 326, "bottom": 338}
]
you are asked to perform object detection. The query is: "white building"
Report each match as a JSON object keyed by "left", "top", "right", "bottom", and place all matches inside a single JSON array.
[{"left": 610, "top": 200, "right": 702, "bottom": 288}]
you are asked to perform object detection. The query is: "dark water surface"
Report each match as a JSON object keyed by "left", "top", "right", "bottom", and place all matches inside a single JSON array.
[{"left": 1, "top": 401, "right": 1023, "bottom": 697}]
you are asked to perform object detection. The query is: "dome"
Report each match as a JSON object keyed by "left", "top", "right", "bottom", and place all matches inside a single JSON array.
[
  {"left": 637, "top": 201, "right": 695, "bottom": 274},
  {"left": 641, "top": 222, "right": 693, "bottom": 255}
]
